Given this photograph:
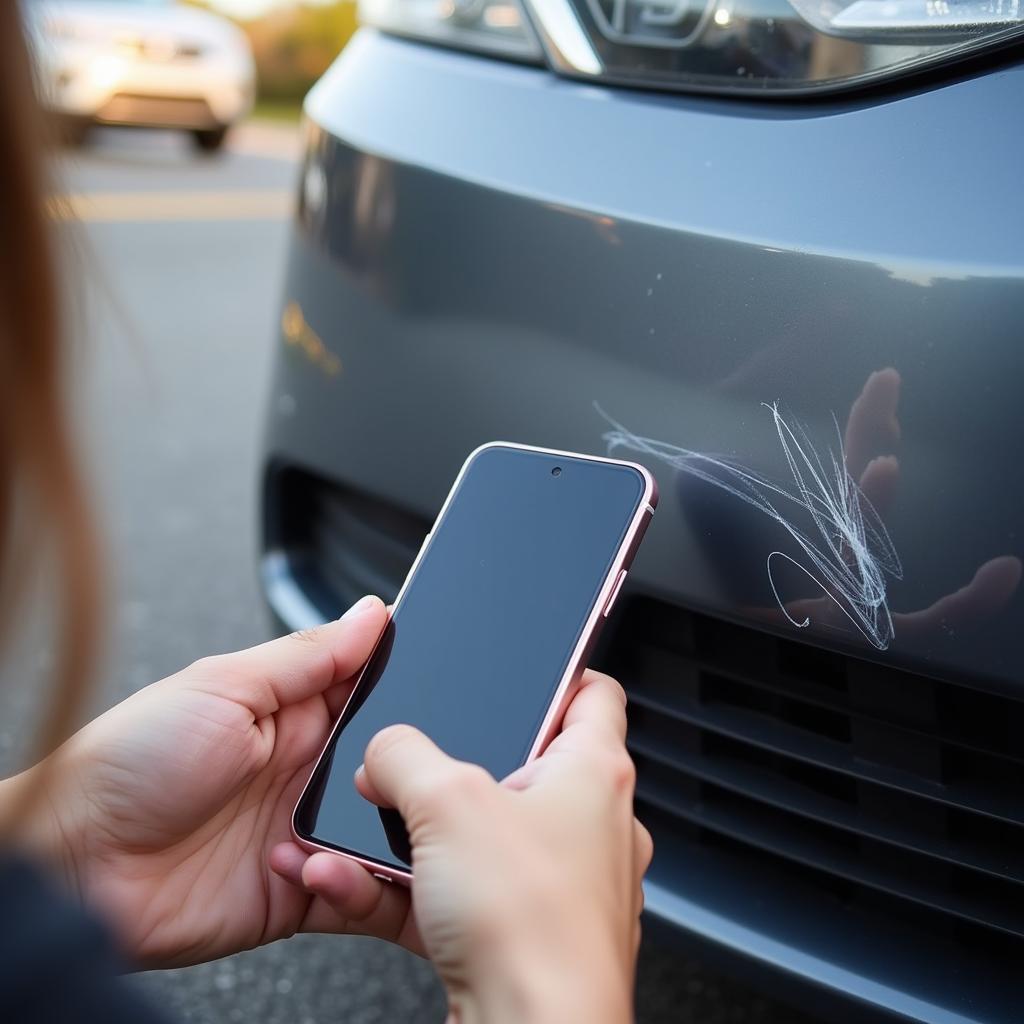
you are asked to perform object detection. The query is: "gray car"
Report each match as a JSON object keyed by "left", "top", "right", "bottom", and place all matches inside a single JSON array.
[{"left": 260, "top": 5, "right": 1024, "bottom": 1020}]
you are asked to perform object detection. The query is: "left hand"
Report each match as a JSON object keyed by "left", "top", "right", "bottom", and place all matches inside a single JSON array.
[{"left": 9, "top": 595, "right": 388, "bottom": 969}]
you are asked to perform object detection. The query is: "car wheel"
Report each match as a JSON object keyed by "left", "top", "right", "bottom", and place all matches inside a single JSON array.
[{"left": 192, "top": 126, "right": 229, "bottom": 153}]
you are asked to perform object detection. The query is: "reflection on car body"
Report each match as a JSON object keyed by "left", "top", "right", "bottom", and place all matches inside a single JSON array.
[{"left": 600, "top": 371, "right": 1021, "bottom": 651}]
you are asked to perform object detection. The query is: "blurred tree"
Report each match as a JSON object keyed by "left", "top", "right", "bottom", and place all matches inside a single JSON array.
[
  {"left": 182, "top": 0, "right": 358, "bottom": 105},
  {"left": 241, "top": 2, "right": 359, "bottom": 103}
]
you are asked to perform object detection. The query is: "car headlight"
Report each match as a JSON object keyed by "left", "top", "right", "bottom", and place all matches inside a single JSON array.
[
  {"left": 358, "top": 0, "right": 544, "bottom": 59},
  {"left": 360, "top": 0, "right": 1024, "bottom": 92}
]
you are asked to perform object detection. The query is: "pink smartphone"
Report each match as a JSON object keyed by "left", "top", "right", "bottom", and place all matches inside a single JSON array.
[{"left": 293, "top": 442, "right": 657, "bottom": 883}]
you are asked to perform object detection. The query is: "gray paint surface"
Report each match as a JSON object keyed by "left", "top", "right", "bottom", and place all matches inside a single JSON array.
[
  {"left": 263, "top": 32, "right": 1024, "bottom": 1024},
  {"left": 274, "top": 31, "right": 1024, "bottom": 694}
]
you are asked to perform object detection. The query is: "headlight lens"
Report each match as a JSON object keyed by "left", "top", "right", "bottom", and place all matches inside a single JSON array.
[
  {"left": 788, "top": 0, "right": 1023, "bottom": 41},
  {"left": 358, "top": 0, "right": 544, "bottom": 59},
  {"left": 362, "top": 0, "right": 1024, "bottom": 92}
]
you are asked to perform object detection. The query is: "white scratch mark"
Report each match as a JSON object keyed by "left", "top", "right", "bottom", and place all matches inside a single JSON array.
[{"left": 598, "top": 403, "right": 903, "bottom": 650}]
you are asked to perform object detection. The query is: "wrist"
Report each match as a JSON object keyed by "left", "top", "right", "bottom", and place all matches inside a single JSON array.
[
  {"left": 453, "top": 925, "right": 633, "bottom": 1024},
  {"left": 0, "top": 762, "right": 83, "bottom": 898}
]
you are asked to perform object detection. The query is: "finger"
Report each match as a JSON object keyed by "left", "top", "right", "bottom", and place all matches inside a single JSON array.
[
  {"left": 634, "top": 819, "right": 654, "bottom": 878},
  {"left": 858, "top": 455, "right": 900, "bottom": 521},
  {"left": 551, "top": 670, "right": 629, "bottom": 752},
  {"left": 844, "top": 368, "right": 901, "bottom": 481},
  {"left": 270, "top": 844, "right": 425, "bottom": 955},
  {"left": 632, "top": 821, "right": 650, "bottom": 956},
  {"left": 201, "top": 596, "right": 388, "bottom": 717},
  {"left": 362, "top": 724, "right": 492, "bottom": 824},
  {"left": 633, "top": 820, "right": 652, "bottom": 944},
  {"left": 324, "top": 680, "right": 358, "bottom": 719},
  {"left": 301, "top": 854, "right": 424, "bottom": 953},
  {"left": 500, "top": 759, "right": 541, "bottom": 792},
  {"left": 269, "top": 840, "right": 309, "bottom": 885},
  {"left": 353, "top": 761, "right": 387, "bottom": 807},
  {"left": 302, "top": 852, "right": 386, "bottom": 920},
  {"left": 562, "top": 670, "right": 628, "bottom": 741},
  {"left": 895, "top": 556, "right": 1022, "bottom": 639}
]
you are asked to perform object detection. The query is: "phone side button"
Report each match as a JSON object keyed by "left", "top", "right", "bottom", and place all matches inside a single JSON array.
[
  {"left": 602, "top": 569, "right": 628, "bottom": 618},
  {"left": 373, "top": 873, "right": 394, "bottom": 884}
]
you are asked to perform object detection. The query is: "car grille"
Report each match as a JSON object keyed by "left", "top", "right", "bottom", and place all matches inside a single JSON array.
[
  {"left": 267, "top": 468, "right": 430, "bottom": 617},
  {"left": 599, "top": 597, "right": 1024, "bottom": 990}
]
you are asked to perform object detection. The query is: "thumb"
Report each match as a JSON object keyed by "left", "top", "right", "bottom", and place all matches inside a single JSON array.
[
  {"left": 358, "top": 724, "right": 495, "bottom": 829},
  {"left": 192, "top": 595, "right": 387, "bottom": 717}
]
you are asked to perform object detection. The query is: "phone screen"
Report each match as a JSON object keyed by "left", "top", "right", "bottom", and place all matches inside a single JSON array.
[{"left": 294, "top": 445, "right": 649, "bottom": 872}]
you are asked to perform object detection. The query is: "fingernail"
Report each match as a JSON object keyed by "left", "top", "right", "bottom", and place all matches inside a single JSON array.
[
  {"left": 341, "top": 595, "right": 377, "bottom": 620},
  {"left": 354, "top": 763, "right": 365, "bottom": 782}
]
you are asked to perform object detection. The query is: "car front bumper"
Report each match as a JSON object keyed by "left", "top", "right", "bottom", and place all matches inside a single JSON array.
[
  {"left": 38, "top": 40, "right": 253, "bottom": 126},
  {"left": 263, "top": 30, "right": 1024, "bottom": 1024}
]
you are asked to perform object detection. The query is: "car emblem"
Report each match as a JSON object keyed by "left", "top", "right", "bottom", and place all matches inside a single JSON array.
[{"left": 584, "top": 0, "right": 716, "bottom": 47}]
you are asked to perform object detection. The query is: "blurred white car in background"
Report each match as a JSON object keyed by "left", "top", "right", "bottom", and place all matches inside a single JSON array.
[{"left": 27, "top": 0, "right": 255, "bottom": 151}]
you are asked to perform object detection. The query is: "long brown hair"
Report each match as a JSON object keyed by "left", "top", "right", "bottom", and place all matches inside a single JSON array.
[{"left": 0, "top": 5, "right": 101, "bottom": 819}]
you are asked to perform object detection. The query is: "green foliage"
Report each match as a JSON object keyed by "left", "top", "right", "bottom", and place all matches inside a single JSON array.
[{"left": 241, "top": 1, "right": 360, "bottom": 103}]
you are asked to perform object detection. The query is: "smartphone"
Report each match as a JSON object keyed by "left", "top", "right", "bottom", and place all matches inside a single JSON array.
[{"left": 292, "top": 442, "right": 657, "bottom": 882}]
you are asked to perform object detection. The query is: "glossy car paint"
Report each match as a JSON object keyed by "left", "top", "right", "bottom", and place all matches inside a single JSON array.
[{"left": 262, "top": 29, "right": 1024, "bottom": 1024}]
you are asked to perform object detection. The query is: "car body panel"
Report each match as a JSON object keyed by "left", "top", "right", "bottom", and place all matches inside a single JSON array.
[
  {"left": 263, "top": 30, "right": 1024, "bottom": 1024},
  {"left": 272, "top": 32, "right": 1024, "bottom": 694}
]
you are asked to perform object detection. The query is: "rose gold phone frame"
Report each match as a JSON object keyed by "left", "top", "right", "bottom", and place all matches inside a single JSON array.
[{"left": 291, "top": 441, "right": 658, "bottom": 885}]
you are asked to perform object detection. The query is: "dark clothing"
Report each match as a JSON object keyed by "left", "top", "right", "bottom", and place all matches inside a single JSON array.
[{"left": 0, "top": 854, "right": 167, "bottom": 1024}]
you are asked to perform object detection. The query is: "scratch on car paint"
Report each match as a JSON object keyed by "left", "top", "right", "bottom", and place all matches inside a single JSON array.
[{"left": 598, "top": 403, "right": 903, "bottom": 650}]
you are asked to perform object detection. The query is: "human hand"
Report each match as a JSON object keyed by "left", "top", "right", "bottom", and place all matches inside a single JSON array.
[
  {"left": 752, "top": 368, "right": 1020, "bottom": 640},
  {"left": 7, "top": 595, "right": 389, "bottom": 968},
  {"left": 270, "top": 671, "right": 650, "bottom": 1024},
  {"left": 843, "top": 368, "right": 1020, "bottom": 636}
]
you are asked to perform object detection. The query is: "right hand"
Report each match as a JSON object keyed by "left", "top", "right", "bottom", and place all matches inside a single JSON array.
[{"left": 270, "top": 671, "right": 651, "bottom": 1024}]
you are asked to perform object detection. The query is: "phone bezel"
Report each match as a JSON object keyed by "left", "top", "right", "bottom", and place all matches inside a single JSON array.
[{"left": 291, "top": 441, "right": 658, "bottom": 884}]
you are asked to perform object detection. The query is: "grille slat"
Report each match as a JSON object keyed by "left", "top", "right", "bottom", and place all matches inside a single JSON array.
[
  {"left": 633, "top": 771, "right": 1024, "bottom": 939},
  {"left": 627, "top": 687, "right": 1024, "bottom": 827},
  {"left": 627, "top": 730, "right": 1024, "bottom": 884},
  {"left": 683, "top": 651, "right": 1024, "bottom": 767}
]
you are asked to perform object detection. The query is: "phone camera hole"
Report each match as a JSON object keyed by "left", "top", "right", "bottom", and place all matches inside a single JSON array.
[{"left": 551, "top": 467, "right": 562, "bottom": 477}]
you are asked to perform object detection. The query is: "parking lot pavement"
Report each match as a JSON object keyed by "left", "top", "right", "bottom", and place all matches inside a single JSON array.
[{"left": 0, "top": 121, "right": 819, "bottom": 1024}]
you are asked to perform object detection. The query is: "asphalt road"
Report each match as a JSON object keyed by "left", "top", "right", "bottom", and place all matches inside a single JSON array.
[{"left": 1, "top": 122, "right": 817, "bottom": 1024}]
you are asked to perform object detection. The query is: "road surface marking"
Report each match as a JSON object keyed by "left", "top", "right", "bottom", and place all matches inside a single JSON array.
[{"left": 49, "top": 190, "right": 294, "bottom": 223}]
